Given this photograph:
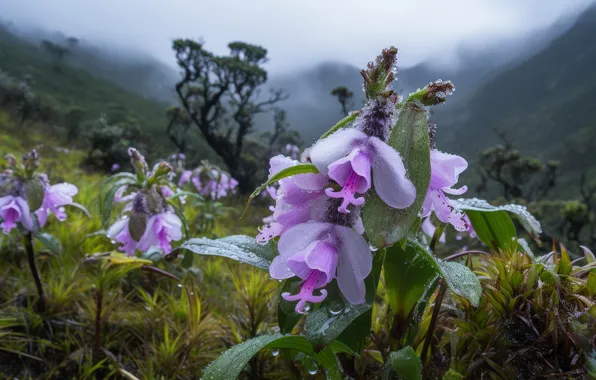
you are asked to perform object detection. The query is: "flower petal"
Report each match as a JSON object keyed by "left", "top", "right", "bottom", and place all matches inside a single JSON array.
[
  {"left": 309, "top": 128, "right": 367, "bottom": 175},
  {"left": 333, "top": 225, "right": 371, "bottom": 304},
  {"left": 278, "top": 222, "right": 331, "bottom": 258},
  {"left": 15, "top": 197, "right": 33, "bottom": 230},
  {"left": 369, "top": 137, "right": 416, "bottom": 209},
  {"left": 430, "top": 150, "right": 468, "bottom": 189}
]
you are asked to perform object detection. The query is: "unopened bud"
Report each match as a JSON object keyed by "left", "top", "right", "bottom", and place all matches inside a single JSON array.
[
  {"left": 150, "top": 162, "right": 173, "bottom": 180},
  {"left": 22, "top": 149, "right": 40, "bottom": 172},
  {"left": 360, "top": 46, "right": 398, "bottom": 100},
  {"left": 407, "top": 80, "right": 455, "bottom": 106},
  {"left": 128, "top": 148, "right": 149, "bottom": 178}
]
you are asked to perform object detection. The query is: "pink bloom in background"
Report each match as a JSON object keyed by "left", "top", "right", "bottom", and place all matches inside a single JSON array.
[
  {"left": 309, "top": 128, "right": 415, "bottom": 214},
  {"left": 257, "top": 155, "right": 329, "bottom": 244},
  {"left": 422, "top": 150, "right": 469, "bottom": 231},
  {"left": 178, "top": 170, "right": 192, "bottom": 187},
  {"left": 111, "top": 163, "right": 120, "bottom": 172},
  {"left": 107, "top": 218, "right": 137, "bottom": 256},
  {"left": 160, "top": 186, "right": 174, "bottom": 198},
  {"left": 269, "top": 222, "right": 372, "bottom": 313},
  {"left": 136, "top": 212, "right": 183, "bottom": 254},
  {"left": 35, "top": 183, "right": 78, "bottom": 227},
  {"left": 0, "top": 195, "right": 33, "bottom": 234}
]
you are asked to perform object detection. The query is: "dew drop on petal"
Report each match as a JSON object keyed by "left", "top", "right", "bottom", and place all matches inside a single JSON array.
[{"left": 271, "top": 349, "right": 279, "bottom": 357}]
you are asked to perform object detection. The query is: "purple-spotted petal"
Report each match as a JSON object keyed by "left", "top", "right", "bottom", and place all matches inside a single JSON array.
[
  {"left": 369, "top": 137, "right": 416, "bottom": 209},
  {"left": 304, "top": 242, "right": 338, "bottom": 284},
  {"left": 278, "top": 222, "right": 331, "bottom": 258},
  {"left": 309, "top": 128, "right": 368, "bottom": 175}
]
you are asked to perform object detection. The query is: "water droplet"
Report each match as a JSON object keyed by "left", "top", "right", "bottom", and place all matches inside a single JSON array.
[
  {"left": 177, "top": 284, "right": 183, "bottom": 288},
  {"left": 328, "top": 299, "right": 343, "bottom": 316},
  {"left": 304, "top": 304, "right": 311, "bottom": 313},
  {"left": 307, "top": 361, "right": 318, "bottom": 375},
  {"left": 110, "top": 240, "right": 116, "bottom": 244},
  {"left": 271, "top": 349, "right": 279, "bottom": 357}
]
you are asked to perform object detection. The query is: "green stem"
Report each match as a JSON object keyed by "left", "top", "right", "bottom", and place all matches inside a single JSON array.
[
  {"left": 23, "top": 233, "right": 45, "bottom": 313},
  {"left": 318, "top": 112, "right": 359, "bottom": 140},
  {"left": 430, "top": 223, "right": 447, "bottom": 252},
  {"left": 94, "top": 287, "right": 103, "bottom": 355},
  {"left": 421, "top": 280, "right": 447, "bottom": 365}
]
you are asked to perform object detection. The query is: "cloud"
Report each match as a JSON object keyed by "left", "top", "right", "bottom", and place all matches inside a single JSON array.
[{"left": 1, "top": 0, "right": 594, "bottom": 73}]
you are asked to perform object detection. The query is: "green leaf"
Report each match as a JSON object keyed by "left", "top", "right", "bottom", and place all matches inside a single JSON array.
[
  {"left": 305, "top": 249, "right": 385, "bottom": 351},
  {"left": 166, "top": 200, "right": 190, "bottom": 240},
  {"left": 451, "top": 197, "right": 542, "bottom": 235},
  {"left": 384, "top": 241, "right": 439, "bottom": 344},
  {"left": 243, "top": 163, "right": 320, "bottom": 217},
  {"left": 318, "top": 112, "right": 358, "bottom": 140},
  {"left": 202, "top": 334, "right": 341, "bottom": 380},
  {"left": 465, "top": 209, "right": 517, "bottom": 250},
  {"left": 443, "top": 369, "right": 465, "bottom": 380},
  {"left": 384, "top": 346, "right": 422, "bottom": 380},
  {"left": 362, "top": 101, "right": 431, "bottom": 248},
  {"left": 34, "top": 232, "right": 62, "bottom": 254},
  {"left": 403, "top": 239, "right": 481, "bottom": 307},
  {"left": 278, "top": 278, "right": 304, "bottom": 334},
  {"left": 100, "top": 178, "right": 137, "bottom": 227},
  {"left": 177, "top": 235, "right": 277, "bottom": 270},
  {"left": 587, "top": 272, "right": 596, "bottom": 297},
  {"left": 167, "top": 191, "right": 204, "bottom": 203}
]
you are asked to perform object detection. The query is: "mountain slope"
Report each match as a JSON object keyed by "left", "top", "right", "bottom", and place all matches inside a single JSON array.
[{"left": 436, "top": 4, "right": 596, "bottom": 193}]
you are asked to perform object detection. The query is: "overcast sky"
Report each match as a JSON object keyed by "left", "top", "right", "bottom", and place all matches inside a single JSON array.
[{"left": 1, "top": 0, "right": 595, "bottom": 74}]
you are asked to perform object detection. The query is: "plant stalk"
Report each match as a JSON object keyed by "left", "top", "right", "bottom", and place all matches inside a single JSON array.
[
  {"left": 94, "top": 287, "right": 103, "bottom": 355},
  {"left": 421, "top": 280, "right": 447, "bottom": 364},
  {"left": 23, "top": 232, "right": 45, "bottom": 313}
]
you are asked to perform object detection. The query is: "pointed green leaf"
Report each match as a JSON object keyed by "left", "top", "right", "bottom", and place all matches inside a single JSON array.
[
  {"left": 34, "top": 232, "right": 62, "bottom": 255},
  {"left": 587, "top": 272, "right": 596, "bottom": 297},
  {"left": 319, "top": 112, "right": 358, "bottom": 140},
  {"left": 443, "top": 369, "right": 465, "bottom": 380},
  {"left": 177, "top": 235, "right": 277, "bottom": 270},
  {"left": 384, "top": 241, "right": 439, "bottom": 343},
  {"left": 362, "top": 101, "right": 431, "bottom": 248},
  {"left": 465, "top": 209, "right": 517, "bottom": 250},
  {"left": 451, "top": 197, "right": 541, "bottom": 235}
]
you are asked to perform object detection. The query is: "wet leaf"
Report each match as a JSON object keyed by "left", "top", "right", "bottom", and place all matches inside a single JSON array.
[
  {"left": 383, "top": 346, "right": 421, "bottom": 380},
  {"left": 34, "top": 232, "right": 62, "bottom": 255},
  {"left": 177, "top": 235, "right": 277, "bottom": 270},
  {"left": 465, "top": 209, "right": 517, "bottom": 251},
  {"left": 362, "top": 101, "right": 431, "bottom": 248}
]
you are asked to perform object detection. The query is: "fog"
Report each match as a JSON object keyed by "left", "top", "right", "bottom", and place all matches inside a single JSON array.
[{"left": 1, "top": 0, "right": 595, "bottom": 74}]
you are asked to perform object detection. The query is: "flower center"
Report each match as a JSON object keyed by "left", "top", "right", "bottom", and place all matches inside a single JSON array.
[
  {"left": 325, "top": 169, "right": 365, "bottom": 214},
  {"left": 282, "top": 270, "right": 329, "bottom": 314}
]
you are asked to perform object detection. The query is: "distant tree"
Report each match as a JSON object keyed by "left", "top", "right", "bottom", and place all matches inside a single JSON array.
[
  {"left": 258, "top": 107, "right": 302, "bottom": 158},
  {"left": 66, "top": 37, "right": 79, "bottom": 49},
  {"left": 330, "top": 86, "right": 354, "bottom": 117},
  {"left": 476, "top": 129, "right": 559, "bottom": 201},
  {"left": 165, "top": 106, "right": 191, "bottom": 154},
  {"left": 41, "top": 40, "right": 69, "bottom": 64},
  {"left": 172, "top": 39, "right": 288, "bottom": 192}
]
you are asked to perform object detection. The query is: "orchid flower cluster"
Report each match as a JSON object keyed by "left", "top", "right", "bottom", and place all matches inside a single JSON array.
[
  {"left": 178, "top": 161, "right": 238, "bottom": 200},
  {"left": 0, "top": 149, "right": 78, "bottom": 234},
  {"left": 107, "top": 148, "right": 183, "bottom": 256},
  {"left": 259, "top": 49, "right": 475, "bottom": 314}
]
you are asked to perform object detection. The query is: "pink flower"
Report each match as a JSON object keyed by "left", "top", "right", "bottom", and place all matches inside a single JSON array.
[
  {"left": 421, "top": 150, "right": 469, "bottom": 231},
  {"left": 35, "top": 183, "right": 78, "bottom": 227},
  {"left": 421, "top": 217, "right": 446, "bottom": 244},
  {"left": 257, "top": 155, "right": 329, "bottom": 244},
  {"left": 0, "top": 195, "right": 33, "bottom": 234},
  {"left": 136, "top": 212, "right": 183, "bottom": 254},
  {"left": 309, "top": 128, "right": 415, "bottom": 214},
  {"left": 269, "top": 222, "right": 372, "bottom": 313},
  {"left": 178, "top": 170, "right": 192, "bottom": 187},
  {"left": 107, "top": 218, "right": 137, "bottom": 256}
]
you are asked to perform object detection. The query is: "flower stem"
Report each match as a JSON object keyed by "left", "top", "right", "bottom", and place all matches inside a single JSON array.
[
  {"left": 94, "top": 287, "right": 103, "bottom": 355},
  {"left": 429, "top": 223, "right": 447, "bottom": 252},
  {"left": 421, "top": 279, "right": 447, "bottom": 364},
  {"left": 23, "top": 233, "right": 45, "bottom": 313}
]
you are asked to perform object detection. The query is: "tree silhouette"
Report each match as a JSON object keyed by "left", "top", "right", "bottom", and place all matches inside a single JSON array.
[
  {"left": 41, "top": 40, "right": 69, "bottom": 64},
  {"left": 165, "top": 106, "right": 192, "bottom": 154},
  {"left": 330, "top": 86, "right": 354, "bottom": 116},
  {"left": 172, "top": 39, "right": 287, "bottom": 192}
]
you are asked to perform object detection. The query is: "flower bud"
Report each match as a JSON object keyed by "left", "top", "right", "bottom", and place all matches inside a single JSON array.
[
  {"left": 128, "top": 148, "right": 149, "bottom": 178},
  {"left": 360, "top": 46, "right": 398, "bottom": 100},
  {"left": 4, "top": 154, "right": 17, "bottom": 169},
  {"left": 22, "top": 149, "right": 40, "bottom": 172},
  {"left": 149, "top": 162, "right": 173, "bottom": 181},
  {"left": 24, "top": 176, "right": 46, "bottom": 211}
]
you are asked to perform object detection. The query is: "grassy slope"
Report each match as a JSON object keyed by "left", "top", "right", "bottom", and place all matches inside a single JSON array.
[{"left": 0, "top": 28, "right": 216, "bottom": 164}]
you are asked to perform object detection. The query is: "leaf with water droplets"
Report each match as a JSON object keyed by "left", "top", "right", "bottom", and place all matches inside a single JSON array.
[
  {"left": 201, "top": 333, "right": 341, "bottom": 380},
  {"left": 451, "top": 197, "right": 542, "bottom": 235},
  {"left": 362, "top": 101, "right": 431, "bottom": 248},
  {"left": 177, "top": 235, "right": 277, "bottom": 270}
]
